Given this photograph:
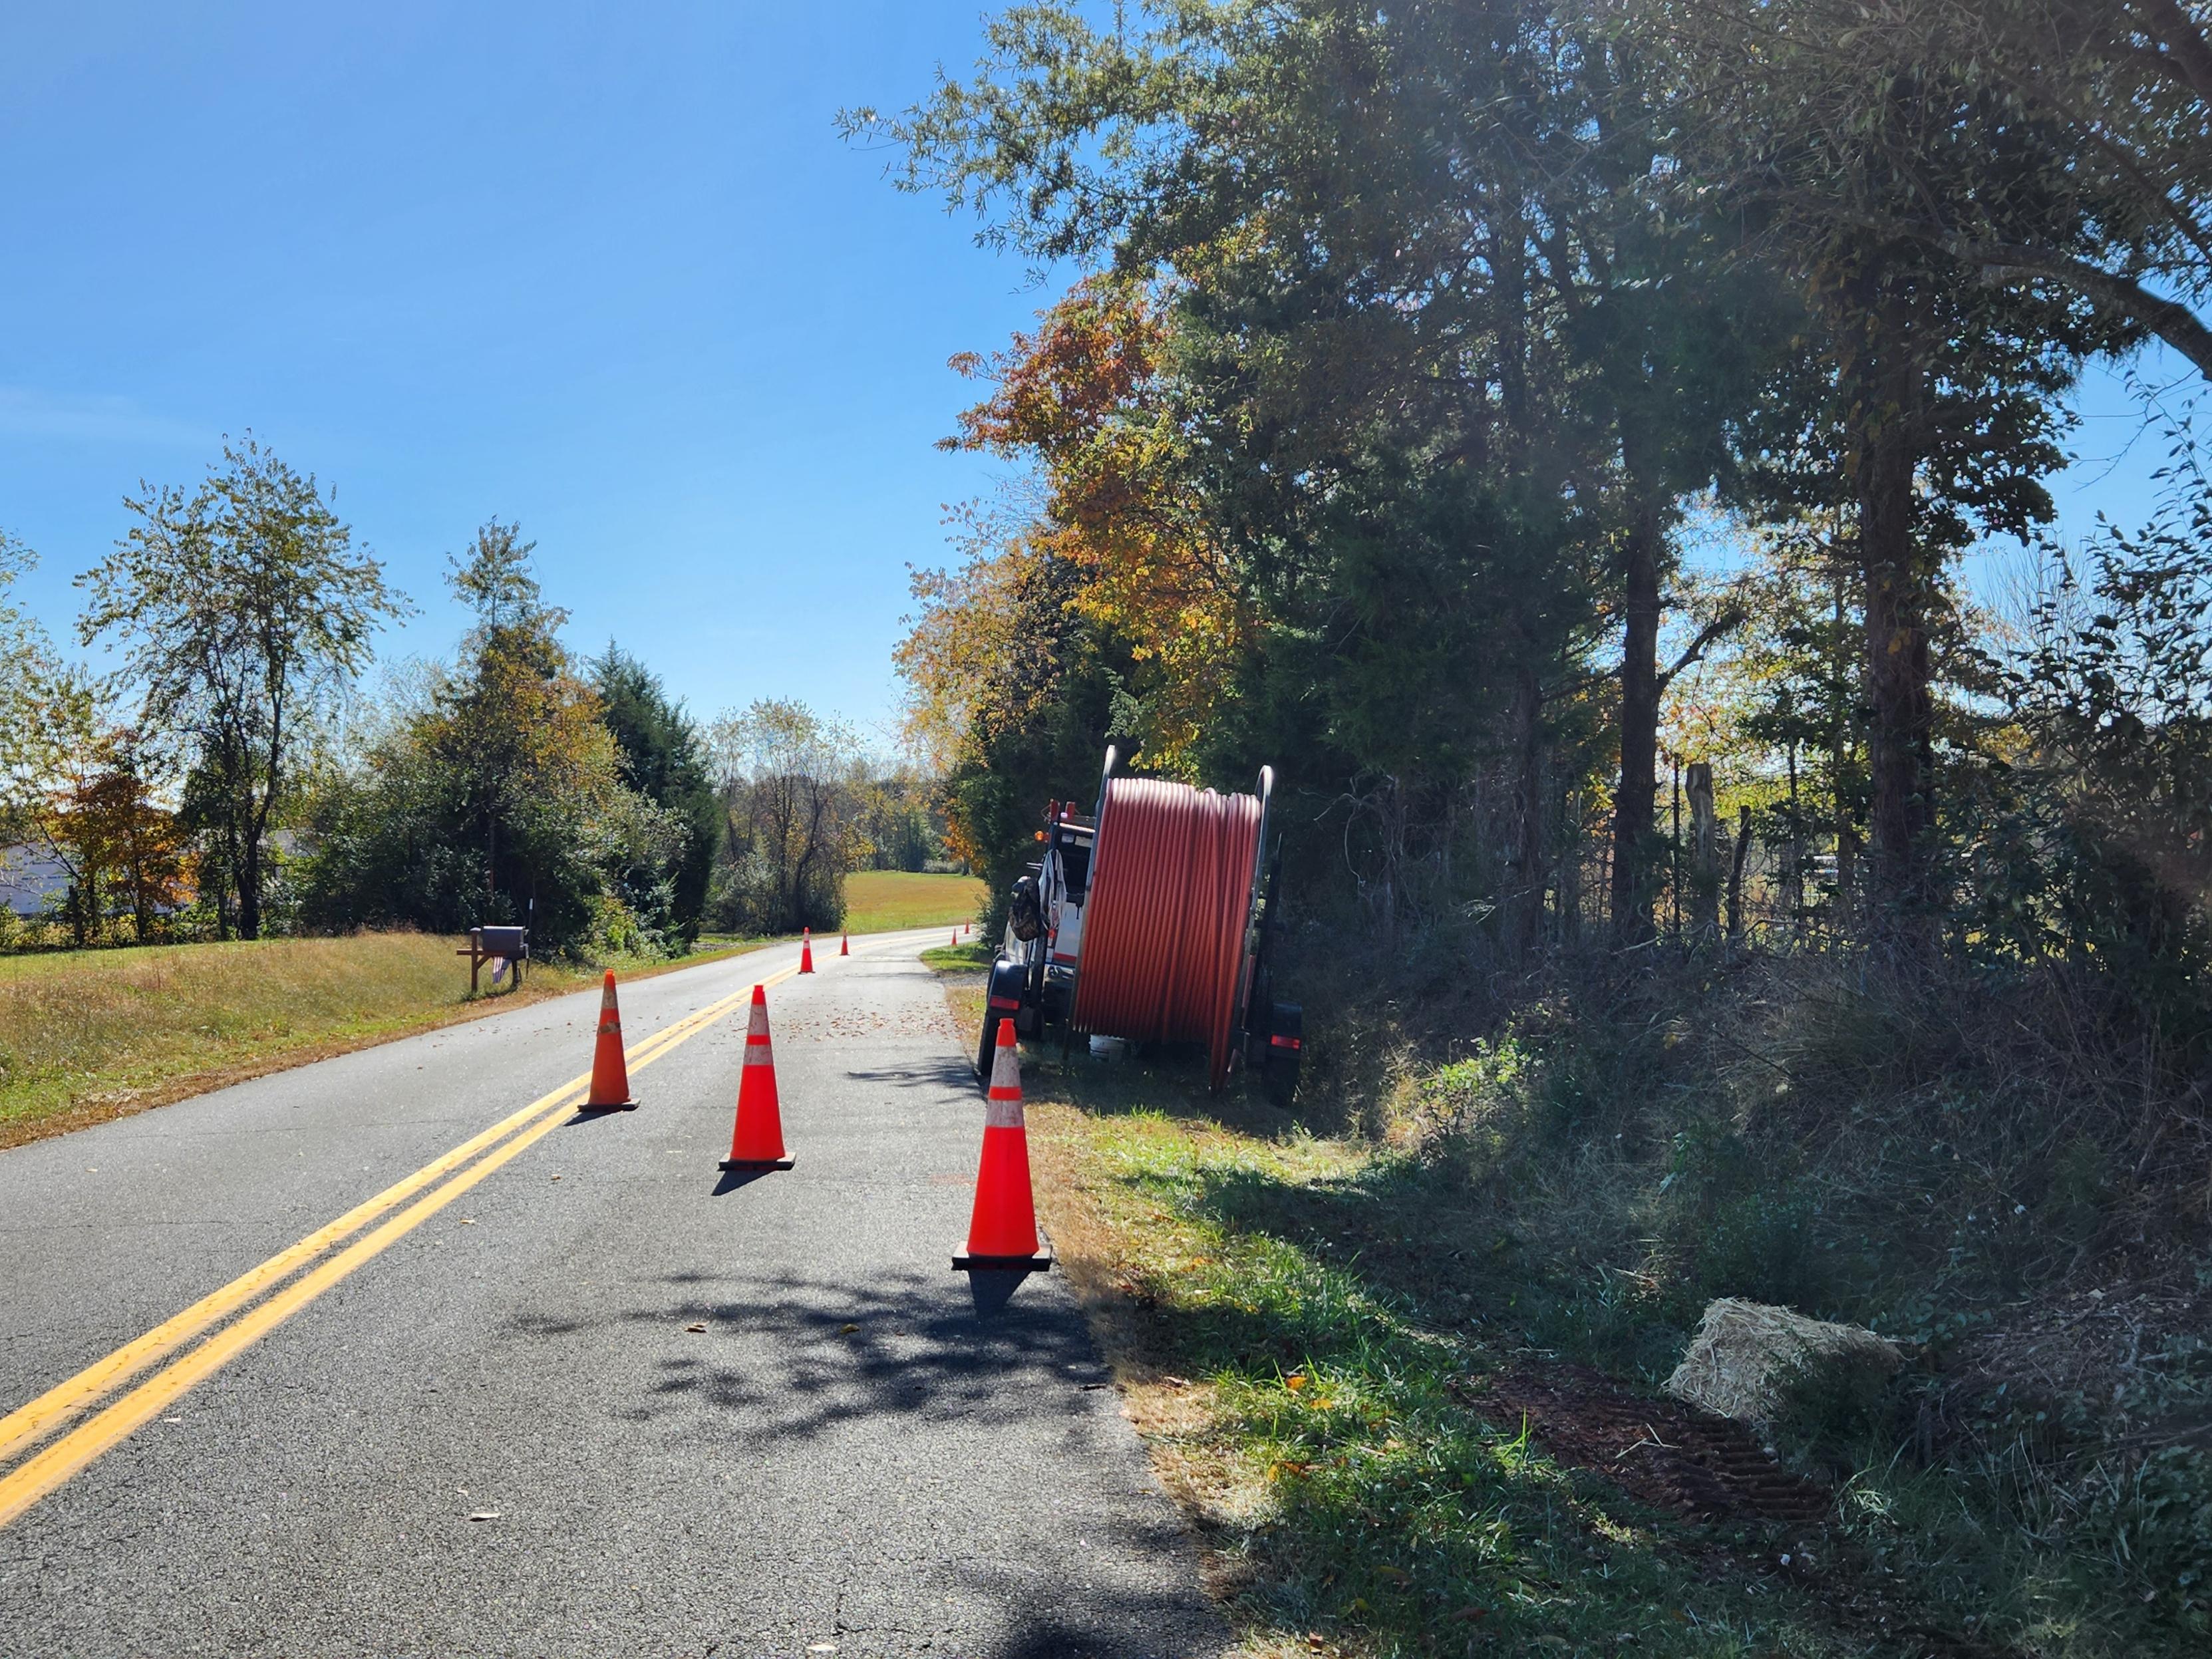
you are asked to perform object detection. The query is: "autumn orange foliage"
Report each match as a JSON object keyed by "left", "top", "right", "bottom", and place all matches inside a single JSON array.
[{"left": 929, "top": 279, "right": 1249, "bottom": 778}]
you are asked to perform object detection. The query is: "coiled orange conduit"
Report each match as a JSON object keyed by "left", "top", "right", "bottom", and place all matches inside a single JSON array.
[{"left": 1070, "top": 776, "right": 1261, "bottom": 1088}]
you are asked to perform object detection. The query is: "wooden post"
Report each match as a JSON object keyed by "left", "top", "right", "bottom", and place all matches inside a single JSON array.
[
  {"left": 1686, "top": 762, "right": 1720, "bottom": 939},
  {"left": 1727, "top": 806, "right": 1754, "bottom": 945},
  {"left": 464, "top": 927, "right": 484, "bottom": 995},
  {"left": 1669, "top": 753, "right": 1683, "bottom": 943}
]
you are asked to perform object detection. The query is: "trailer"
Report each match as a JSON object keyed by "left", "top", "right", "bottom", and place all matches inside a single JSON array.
[{"left": 978, "top": 747, "right": 1302, "bottom": 1106}]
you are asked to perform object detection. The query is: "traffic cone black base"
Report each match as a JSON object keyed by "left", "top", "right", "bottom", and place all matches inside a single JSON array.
[
  {"left": 952, "top": 1243, "right": 1053, "bottom": 1273},
  {"left": 720, "top": 1155, "right": 796, "bottom": 1171},
  {"left": 579, "top": 1099, "right": 641, "bottom": 1113}
]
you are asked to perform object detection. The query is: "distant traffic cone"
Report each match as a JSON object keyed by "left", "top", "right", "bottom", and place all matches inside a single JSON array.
[
  {"left": 720, "top": 984, "right": 792, "bottom": 1171},
  {"left": 951, "top": 930, "right": 959, "bottom": 948},
  {"left": 839, "top": 933, "right": 850, "bottom": 957},
  {"left": 583, "top": 971, "right": 639, "bottom": 1110},
  {"left": 799, "top": 927, "right": 815, "bottom": 974},
  {"left": 964, "top": 921, "right": 971, "bottom": 937},
  {"left": 953, "top": 1020, "right": 1052, "bottom": 1271}
]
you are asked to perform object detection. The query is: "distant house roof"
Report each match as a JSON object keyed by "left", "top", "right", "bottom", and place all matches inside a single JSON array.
[{"left": 0, "top": 843, "right": 71, "bottom": 918}]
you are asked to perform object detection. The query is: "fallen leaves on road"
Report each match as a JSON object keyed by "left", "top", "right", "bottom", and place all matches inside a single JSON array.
[{"left": 838, "top": 1322, "right": 860, "bottom": 1334}]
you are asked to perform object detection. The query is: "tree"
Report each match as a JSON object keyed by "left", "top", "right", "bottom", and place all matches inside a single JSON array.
[
  {"left": 707, "top": 701, "right": 866, "bottom": 935},
  {"left": 1616, "top": 0, "right": 2212, "bottom": 382},
  {"left": 854, "top": 768, "right": 944, "bottom": 872},
  {"left": 1613, "top": 7, "right": 2132, "bottom": 930},
  {"left": 1981, "top": 437, "right": 2212, "bottom": 986},
  {"left": 858, "top": 2, "right": 1786, "bottom": 949},
  {"left": 57, "top": 730, "right": 191, "bottom": 945},
  {"left": 297, "top": 524, "right": 685, "bottom": 953},
  {"left": 0, "top": 533, "right": 59, "bottom": 841},
  {"left": 1724, "top": 522, "right": 1870, "bottom": 927},
  {"left": 895, "top": 522, "right": 1138, "bottom": 909},
  {"left": 591, "top": 644, "right": 720, "bottom": 938},
  {"left": 78, "top": 439, "right": 408, "bottom": 939},
  {"left": 11, "top": 667, "right": 106, "bottom": 944},
  {"left": 942, "top": 279, "right": 1250, "bottom": 778}
]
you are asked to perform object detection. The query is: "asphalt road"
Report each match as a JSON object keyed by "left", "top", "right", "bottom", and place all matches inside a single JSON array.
[{"left": 0, "top": 932, "right": 1228, "bottom": 1658}]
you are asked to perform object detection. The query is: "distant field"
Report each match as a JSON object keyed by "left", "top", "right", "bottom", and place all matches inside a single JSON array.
[
  {"left": 0, "top": 932, "right": 759, "bottom": 1150},
  {"left": 843, "top": 870, "right": 986, "bottom": 934},
  {"left": 0, "top": 881, "right": 983, "bottom": 1150}
]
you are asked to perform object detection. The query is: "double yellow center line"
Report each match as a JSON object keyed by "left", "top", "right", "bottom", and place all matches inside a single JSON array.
[{"left": 0, "top": 955, "right": 806, "bottom": 1530}]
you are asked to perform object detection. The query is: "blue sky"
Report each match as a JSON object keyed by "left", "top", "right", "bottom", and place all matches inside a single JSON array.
[
  {"left": 0, "top": 2, "right": 2189, "bottom": 744},
  {"left": 0, "top": 2, "right": 1045, "bottom": 744}
]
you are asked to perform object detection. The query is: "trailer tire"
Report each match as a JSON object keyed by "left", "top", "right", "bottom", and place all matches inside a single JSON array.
[
  {"left": 975, "top": 1010, "right": 998, "bottom": 1088},
  {"left": 978, "top": 957, "right": 1029, "bottom": 1088}
]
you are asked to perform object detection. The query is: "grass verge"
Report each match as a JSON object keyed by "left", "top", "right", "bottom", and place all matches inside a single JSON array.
[
  {"left": 921, "top": 940, "right": 995, "bottom": 973},
  {"left": 922, "top": 954, "right": 2129, "bottom": 1657},
  {"left": 0, "top": 931, "right": 770, "bottom": 1151},
  {"left": 1022, "top": 1067, "right": 1889, "bottom": 1658}
]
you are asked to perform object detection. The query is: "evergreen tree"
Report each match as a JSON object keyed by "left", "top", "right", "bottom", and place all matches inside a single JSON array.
[{"left": 591, "top": 643, "right": 720, "bottom": 939}]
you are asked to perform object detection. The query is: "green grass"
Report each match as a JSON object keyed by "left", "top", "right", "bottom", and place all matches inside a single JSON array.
[
  {"left": 843, "top": 869, "right": 985, "bottom": 933},
  {"left": 1004, "top": 1039, "right": 2064, "bottom": 1658},
  {"left": 0, "top": 930, "right": 762, "bottom": 1149},
  {"left": 921, "top": 940, "right": 995, "bottom": 972}
]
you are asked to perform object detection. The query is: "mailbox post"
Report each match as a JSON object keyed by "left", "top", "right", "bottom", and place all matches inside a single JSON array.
[{"left": 459, "top": 925, "right": 530, "bottom": 994}]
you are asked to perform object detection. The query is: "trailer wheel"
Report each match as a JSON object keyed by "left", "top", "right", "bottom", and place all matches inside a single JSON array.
[
  {"left": 1260, "top": 1000, "right": 1302, "bottom": 1108},
  {"left": 975, "top": 1009, "right": 999, "bottom": 1087},
  {"left": 978, "top": 957, "right": 1030, "bottom": 1089}
]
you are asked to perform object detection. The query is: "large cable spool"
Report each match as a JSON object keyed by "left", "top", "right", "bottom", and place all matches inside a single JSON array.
[{"left": 1070, "top": 774, "right": 1263, "bottom": 1088}]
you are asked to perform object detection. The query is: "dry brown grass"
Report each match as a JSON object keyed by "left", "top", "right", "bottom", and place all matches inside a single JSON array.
[{"left": 0, "top": 931, "right": 761, "bottom": 1151}]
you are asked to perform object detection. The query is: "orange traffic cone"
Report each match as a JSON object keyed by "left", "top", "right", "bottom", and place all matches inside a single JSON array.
[
  {"left": 951, "top": 930, "right": 958, "bottom": 948},
  {"left": 964, "top": 921, "right": 971, "bottom": 937},
  {"left": 799, "top": 928, "right": 815, "bottom": 975},
  {"left": 583, "top": 971, "right": 639, "bottom": 1110},
  {"left": 720, "top": 984, "right": 792, "bottom": 1171},
  {"left": 953, "top": 1020, "right": 1052, "bottom": 1271},
  {"left": 840, "top": 933, "right": 849, "bottom": 957}
]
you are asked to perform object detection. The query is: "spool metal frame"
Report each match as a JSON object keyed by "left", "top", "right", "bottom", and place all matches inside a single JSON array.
[{"left": 979, "top": 748, "right": 1301, "bottom": 1104}]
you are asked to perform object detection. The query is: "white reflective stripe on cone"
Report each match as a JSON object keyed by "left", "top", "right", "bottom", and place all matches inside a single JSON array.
[{"left": 985, "top": 1041, "right": 1024, "bottom": 1128}]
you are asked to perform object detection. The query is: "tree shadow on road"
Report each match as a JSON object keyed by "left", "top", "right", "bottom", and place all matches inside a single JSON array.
[{"left": 506, "top": 1265, "right": 1100, "bottom": 1449}]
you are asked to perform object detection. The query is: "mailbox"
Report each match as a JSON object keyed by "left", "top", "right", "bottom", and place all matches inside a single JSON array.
[{"left": 458, "top": 925, "right": 530, "bottom": 994}]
